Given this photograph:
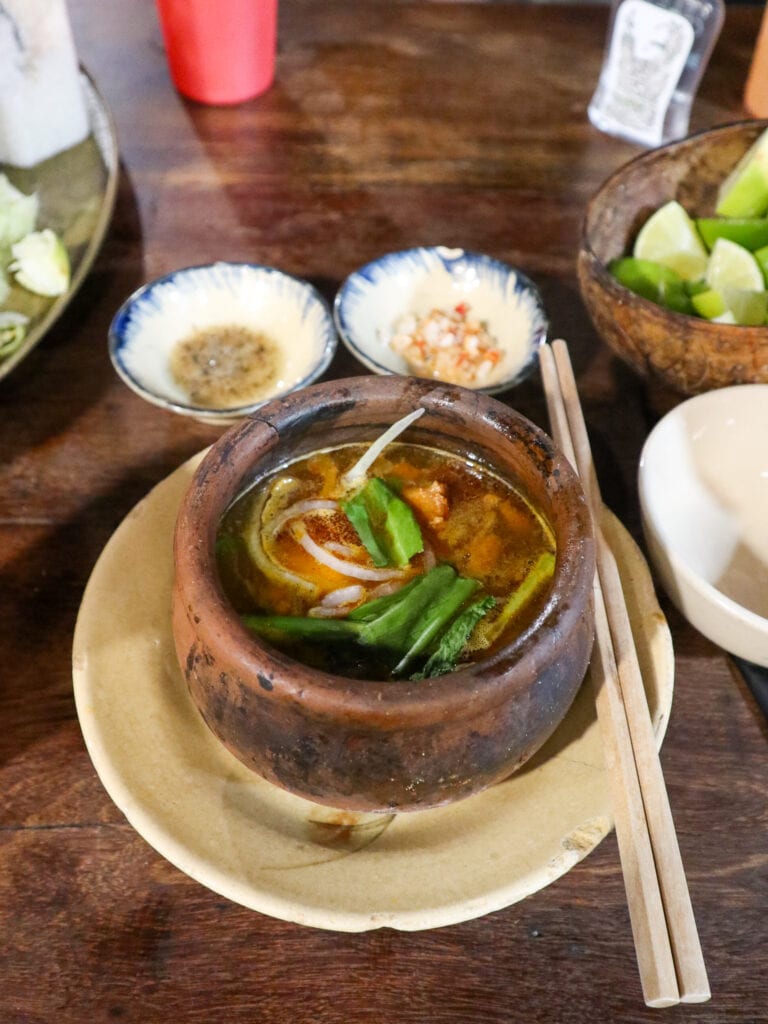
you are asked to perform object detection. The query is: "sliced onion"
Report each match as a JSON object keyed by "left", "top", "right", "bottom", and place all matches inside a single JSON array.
[
  {"left": 364, "top": 579, "right": 406, "bottom": 601},
  {"left": 307, "top": 586, "right": 365, "bottom": 619},
  {"left": 422, "top": 540, "right": 436, "bottom": 570},
  {"left": 325, "top": 540, "right": 361, "bottom": 557},
  {"left": 341, "top": 407, "right": 425, "bottom": 490},
  {"left": 321, "top": 584, "right": 365, "bottom": 607},
  {"left": 308, "top": 605, "right": 350, "bottom": 619},
  {"left": 243, "top": 489, "right": 319, "bottom": 597},
  {"left": 264, "top": 498, "right": 339, "bottom": 541},
  {"left": 291, "top": 522, "right": 405, "bottom": 581}
]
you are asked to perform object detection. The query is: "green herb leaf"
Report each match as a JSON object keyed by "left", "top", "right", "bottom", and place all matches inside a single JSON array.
[
  {"left": 242, "top": 563, "right": 486, "bottom": 679},
  {"left": 411, "top": 595, "right": 496, "bottom": 680},
  {"left": 342, "top": 477, "right": 423, "bottom": 568},
  {"left": 391, "top": 573, "right": 480, "bottom": 676},
  {"left": 342, "top": 499, "right": 389, "bottom": 567}
]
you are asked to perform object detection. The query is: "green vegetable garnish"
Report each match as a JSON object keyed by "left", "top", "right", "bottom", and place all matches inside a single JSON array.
[
  {"left": 242, "top": 615, "right": 359, "bottom": 644},
  {"left": 243, "top": 563, "right": 489, "bottom": 678},
  {"left": 411, "top": 595, "right": 496, "bottom": 680},
  {"left": 608, "top": 257, "right": 693, "bottom": 314},
  {"left": 481, "top": 551, "right": 556, "bottom": 647},
  {"left": 342, "top": 477, "right": 423, "bottom": 568}
]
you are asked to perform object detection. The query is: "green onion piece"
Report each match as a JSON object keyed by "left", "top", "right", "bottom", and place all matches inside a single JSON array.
[
  {"left": 242, "top": 563, "right": 489, "bottom": 680},
  {"left": 484, "top": 551, "right": 556, "bottom": 646},
  {"left": 357, "top": 564, "right": 455, "bottom": 650},
  {"left": 242, "top": 615, "right": 361, "bottom": 643},
  {"left": 392, "top": 574, "right": 480, "bottom": 676},
  {"left": 347, "top": 575, "right": 423, "bottom": 622}
]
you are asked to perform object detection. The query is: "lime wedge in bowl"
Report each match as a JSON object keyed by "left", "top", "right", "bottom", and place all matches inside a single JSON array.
[
  {"left": 692, "top": 286, "right": 767, "bottom": 325},
  {"left": 705, "top": 238, "right": 764, "bottom": 293},
  {"left": 696, "top": 218, "right": 768, "bottom": 252},
  {"left": 716, "top": 127, "right": 768, "bottom": 217},
  {"left": 609, "top": 256, "right": 693, "bottom": 313},
  {"left": 633, "top": 200, "right": 708, "bottom": 281}
]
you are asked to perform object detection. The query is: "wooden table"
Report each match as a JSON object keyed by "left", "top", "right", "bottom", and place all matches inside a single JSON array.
[{"left": 2, "top": 2, "right": 766, "bottom": 1020}]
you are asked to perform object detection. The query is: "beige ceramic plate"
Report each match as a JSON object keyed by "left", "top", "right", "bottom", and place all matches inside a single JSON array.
[
  {"left": 0, "top": 69, "right": 119, "bottom": 381},
  {"left": 72, "top": 454, "right": 674, "bottom": 932}
]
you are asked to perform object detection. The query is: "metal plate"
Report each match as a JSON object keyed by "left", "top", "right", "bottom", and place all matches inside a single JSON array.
[{"left": 0, "top": 69, "right": 119, "bottom": 382}]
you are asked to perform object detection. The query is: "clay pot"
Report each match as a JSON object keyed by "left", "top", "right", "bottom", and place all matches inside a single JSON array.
[
  {"left": 579, "top": 119, "right": 768, "bottom": 396},
  {"left": 172, "top": 375, "right": 595, "bottom": 812}
]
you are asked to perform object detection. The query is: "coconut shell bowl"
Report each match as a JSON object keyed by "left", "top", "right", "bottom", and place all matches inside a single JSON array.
[
  {"left": 579, "top": 120, "right": 768, "bottom": 396},
  {"left": 172, "top": 375, "right": 595, "bottom": 813}
]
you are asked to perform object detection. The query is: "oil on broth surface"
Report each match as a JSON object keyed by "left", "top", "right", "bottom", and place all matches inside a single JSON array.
[{"left": 217, "top": 442, "right": 555, "bottom": 679}]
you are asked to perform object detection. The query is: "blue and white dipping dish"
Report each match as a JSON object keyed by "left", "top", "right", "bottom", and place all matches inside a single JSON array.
[
  {"left": 109, "top": 262, "right": 338, "bottom": 425},
  {"left": 333, "top": 246, "right": 548, "bottom": 392}
]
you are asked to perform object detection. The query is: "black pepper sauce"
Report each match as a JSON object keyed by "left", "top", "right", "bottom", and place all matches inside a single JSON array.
[{"left": 170, "top": 325, "right": 282, "bottom": 408}]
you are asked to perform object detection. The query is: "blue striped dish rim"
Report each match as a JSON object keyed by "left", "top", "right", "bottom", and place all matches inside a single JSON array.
[{"left": 108, "top": 261, "right": 338, "bottom": 417}]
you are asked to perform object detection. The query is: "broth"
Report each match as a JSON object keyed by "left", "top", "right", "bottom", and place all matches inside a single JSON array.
[{"left": 217, "top": 442, "right": 555, "bottom": 680}]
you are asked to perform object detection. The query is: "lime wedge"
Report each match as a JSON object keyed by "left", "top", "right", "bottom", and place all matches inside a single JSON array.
[
  {"left": 692, "top": 287, "right": 767, "bottom": 325},
  {"left": 633, "top": 200, "right": 709, "bottom": 280},
  {"left": 717, "top": 128, "right": 768, "bottom": 217},
  {"left": 684, "top": 278, "right": 709, "bottom": 297},
  {"left": 696, "top": 217, "right": 768, "bottom": 252},
  {"left": 753, "top": 244, "right": 768, "bottom": 286},
  {"left": 691, "top": 289, "right": 727, "bottom": 319},
  {"left": 723, "top": 288, "right": 768, "bottom": 325},
  {"left": 608, "top": 257, "right": 693, "bottom": 314},
  {"left": 705, "top": 238, "right": 764, "bottom": 292},
  {"left": 8, "top": 228, "right": 70, "bottom": 297}
]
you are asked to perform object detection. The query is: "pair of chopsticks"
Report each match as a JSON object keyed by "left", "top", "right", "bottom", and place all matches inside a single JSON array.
[{"left": 540, "top": 339, "right": 710, "bottom": 1009}]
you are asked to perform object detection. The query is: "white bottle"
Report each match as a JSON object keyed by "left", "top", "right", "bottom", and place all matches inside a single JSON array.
[
  {"left": 0, "top": 0, "right": 90, "bottom": 168},
  {"left": 588, "top": 0, "right": 725, "bottom": 148}
]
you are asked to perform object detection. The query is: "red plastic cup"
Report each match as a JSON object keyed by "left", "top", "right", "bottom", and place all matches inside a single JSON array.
[{"left": 155, "top": 0, "right": 277, "bottom": 106}]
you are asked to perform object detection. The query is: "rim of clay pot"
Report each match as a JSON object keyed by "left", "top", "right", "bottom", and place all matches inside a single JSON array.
[
  {"left": 174, "top": 375, "right": 595, "bottom": 728},
  {"left": 581, "top": 118, "right": 768, "bottom": 335}
]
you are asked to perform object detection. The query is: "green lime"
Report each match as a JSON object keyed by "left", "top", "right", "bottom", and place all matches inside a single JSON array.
[
  {"left": 723, "top": 288, "right": 768, "bottom": 325},
  {"left": 691, "top": 289, "right": 727, "bottom": 319},
  {"left": 705, "top": 238, "right": 765, "bottom": 293},
  {"left": 717, "top": 128, "right": 768, "bottom": 218},
  {"left": 754, "top": 244, "right": 768, "bottom": 286},
  {"left": 684, "top": 278, "right": 709, "bottom": 297},
  {"left": 696, "top": 217, "right": 768, "bottom": 252},
  {"left": 691, "top": 287, "right": 767, "bottom": 325},
  {"left": 633, "top": 200, "right": 708, "bottom": 280},
  {"left": 609, "top": 257, "right": 693, "bottom": 314}
]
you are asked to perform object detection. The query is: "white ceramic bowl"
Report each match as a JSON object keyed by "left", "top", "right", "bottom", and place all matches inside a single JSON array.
[
  {"left": 109, "top": 262, "right": 337, "bottom": 425},
  {"left": 333, "top": 246, "right": 547, "bottom": 392},
  {"left": 639, "top": 384, "right": 768, "bottom": 666}
]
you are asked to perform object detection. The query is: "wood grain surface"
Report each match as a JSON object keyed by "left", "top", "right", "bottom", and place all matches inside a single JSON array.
[{"left": 1, "top": 3, "right": 766, "bottom": 1021}]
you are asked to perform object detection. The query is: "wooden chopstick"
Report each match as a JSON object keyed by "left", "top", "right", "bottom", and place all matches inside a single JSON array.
[{"left": 539, "top": 339, "right": 710, "bottom": 1007}]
